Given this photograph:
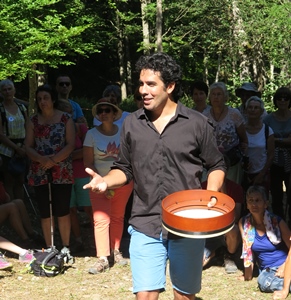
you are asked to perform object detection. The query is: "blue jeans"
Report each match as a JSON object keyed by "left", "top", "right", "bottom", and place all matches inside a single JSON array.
[{"left": 258, "top": 267, "right": 288, "bottom": 293}]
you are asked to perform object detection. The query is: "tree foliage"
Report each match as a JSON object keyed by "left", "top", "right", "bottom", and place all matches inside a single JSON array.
[
  {"left": 0, "top": 0, "right": 102, "bottom": 81},
  {"left": 0, "top": 0, "right": 290, "bottom": 109}
]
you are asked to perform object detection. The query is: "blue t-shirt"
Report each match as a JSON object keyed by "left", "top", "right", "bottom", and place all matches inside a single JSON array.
[
  {"left": 252, "top": 230, "right": 287, "bottom": 270},
  {"left": 69, "top": 99, "right": 84, "bottom": 122}
]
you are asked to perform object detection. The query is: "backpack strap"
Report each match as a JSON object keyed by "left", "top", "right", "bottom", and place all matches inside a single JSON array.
[
  {"left": 16, "top": 102, "right": 26, "bottom": 120},
  {"left": 264, "top": 124, "right": 269, "bottom": 150},
  {"left": 0, "top": 102, "right": 8, "bottom": 136}
]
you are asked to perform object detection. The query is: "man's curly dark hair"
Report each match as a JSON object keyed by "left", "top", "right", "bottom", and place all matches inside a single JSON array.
[{"left": 135, "top": 52, "right": 183, "bottom": 102}]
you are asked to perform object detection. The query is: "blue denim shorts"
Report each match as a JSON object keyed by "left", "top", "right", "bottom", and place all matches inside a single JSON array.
[
  {"left": 257, "top": 267, "right": 285, "bottom": 292},
  {"left": 128, "top": 225, "right": 205, "bottom": 295}
]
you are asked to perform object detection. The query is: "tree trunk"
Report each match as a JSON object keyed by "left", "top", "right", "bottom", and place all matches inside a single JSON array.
[
  {"left": 232, "top": 1, "right": 249, "bottom": 80},
  {"left": 156, "top": 0, "right": 163, "bottom": 52},
  {"left": 141, "top": 0, "right": 151, "bottom": 54},
  {"left": 28, "top": 64, "right": 37, "bottom": 115},
  {"left": 27, "top": 64, "right": 48, "bottom": 115},
  {"left": 125, "top": 36, "right": 133, "bottom": 96},
  {"left": 116, "top": 12, "right": 127, "bottom": 100}
]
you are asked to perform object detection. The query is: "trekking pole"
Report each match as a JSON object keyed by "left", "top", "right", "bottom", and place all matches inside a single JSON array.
[
  {"left": 46, "top": 169, "right": 55, "bottom": 250},
  {"left": 23, "top": 183, "right": 38, "bottom": 216}
]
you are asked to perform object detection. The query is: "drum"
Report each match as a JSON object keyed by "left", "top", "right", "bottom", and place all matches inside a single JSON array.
[{"left": 162, "top": 189, "right": 235, "bottom": 238}]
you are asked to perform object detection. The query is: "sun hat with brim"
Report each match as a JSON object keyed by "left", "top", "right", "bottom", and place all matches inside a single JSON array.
[
  {"left": 92, "top": 98, "right": 122, "bottom": 121},
  {"left": 235, "top": 82, "right": 261, "bottom": 97}
]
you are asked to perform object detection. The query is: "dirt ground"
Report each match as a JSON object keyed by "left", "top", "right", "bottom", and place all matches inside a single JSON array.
[{"left": 0, "top": 189, "right": 289, "bottom": 300}]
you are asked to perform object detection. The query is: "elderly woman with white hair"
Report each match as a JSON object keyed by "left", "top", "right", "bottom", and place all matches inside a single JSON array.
[
  {"left": 203, "top": 82, "right": 248, "bottom": 184},
  {"left": 0, "top": 79, "right": 27, "bottom": 199},
  {"left": 243, "top": 96, "right": 274, "bottom": 194}
]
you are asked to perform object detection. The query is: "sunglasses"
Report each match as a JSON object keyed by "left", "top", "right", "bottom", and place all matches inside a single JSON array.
[
  {"left": 97, "top": 108, "right": 112, "bottom": 114},
  {"left": 58, "top": 82, "right": 71, "bottom": 87},
  {"left": 277, "top": 98, "right": 290, "bottom": 102}
]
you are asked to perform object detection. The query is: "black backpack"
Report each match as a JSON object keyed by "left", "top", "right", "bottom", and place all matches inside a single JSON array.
[{"left": 29, "top": 249, "right": 66, "bottom": 277}]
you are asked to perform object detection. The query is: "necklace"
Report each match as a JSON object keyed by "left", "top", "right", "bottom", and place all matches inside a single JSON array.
[{"left": 211, "top": 106, "right": 226, "bottom": 122}]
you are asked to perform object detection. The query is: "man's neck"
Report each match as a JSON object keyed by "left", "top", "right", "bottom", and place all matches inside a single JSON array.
[
  {"left": 151, "top": 100, "right": 177, "bottom": 133},
  {"left": 58, "top": 94, "right": 69, "bottom": 101}
]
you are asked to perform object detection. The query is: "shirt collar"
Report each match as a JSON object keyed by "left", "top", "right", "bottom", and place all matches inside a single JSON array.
[{"left": 137, "top": 101, "right": 189, "bottom": 121}]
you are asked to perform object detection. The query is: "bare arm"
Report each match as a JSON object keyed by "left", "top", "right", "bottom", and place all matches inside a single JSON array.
[
  {"left": 238, "top": 218, "right": 254, "bottom": 281},
  {"left": 236, "top": 123, "right": 248, "bottom": 155},
  {"left": 83, "top": 146, "right": 97, "bottom": 173},
  {"left": 273, "top": 244, "right": 291, "bottom": 299},
  {"left": 254, "top": 133, "right": 275, "bottom": 185},
  {"left": 206, "top": 169, "right": 225, "bottom": 207},
  {"left": 275, "top": 133, "right": 291, "bottom": 147},
  {"left": 25, "top": 115, "right": 75, "bottom": 169},
  {"left": 51, "top": 117, "right": 75, "bottom": 163},
  {"left": 206, "top": 169, "right": 225, "bottom": 191},
  {"left": 280, "top": 220, "right": 291, "bottom": 250},
  {"left": 83, "top": 168, "right": 127, "bottom": 192},
  {"left": 25, "top": 118, "right": 49, "bottom": 164}
]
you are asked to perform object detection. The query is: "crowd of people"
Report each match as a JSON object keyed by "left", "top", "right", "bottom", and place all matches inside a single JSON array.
[{"left": 0, "top": 52, "right": 291, "bottom": 300}]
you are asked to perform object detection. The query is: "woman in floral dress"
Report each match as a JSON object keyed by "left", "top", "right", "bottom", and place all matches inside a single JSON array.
[{"left": 25, "top": 85, "right": 75, "bottom": 255}]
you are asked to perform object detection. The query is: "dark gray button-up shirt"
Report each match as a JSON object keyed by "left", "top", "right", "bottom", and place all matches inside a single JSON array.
[{"left": 112, "top": 101, "right": 225, "bottom": 238}]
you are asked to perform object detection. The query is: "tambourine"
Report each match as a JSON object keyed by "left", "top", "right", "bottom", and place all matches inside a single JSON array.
[{"left": 162, "top": 189, "right": 235, "bottom": 238}]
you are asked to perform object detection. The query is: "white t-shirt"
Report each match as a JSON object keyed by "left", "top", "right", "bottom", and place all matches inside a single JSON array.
[
  {"left": 247, "top": 124, "right": 273, "bottom": 174},
  {"left": 83, "top": 126, "right": 121, "bottom": 176}
]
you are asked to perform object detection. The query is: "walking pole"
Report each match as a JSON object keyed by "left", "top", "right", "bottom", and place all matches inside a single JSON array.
[
  {"left": 46, "top": 169, "right": 55, "bottom": 250},
  {"left": 23, "top": 183, "right": 38, "bottom": 216}
]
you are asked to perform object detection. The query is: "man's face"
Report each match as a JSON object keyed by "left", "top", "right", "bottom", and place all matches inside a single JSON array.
[
  {"left": 56, "top": 76, "right": 72, "bottom": 98},
  {"left": 139, "top": 69, "right": 174, "bottom": 113},
  {"left": 240, "top": 90, "right": 256, "bottom": 105}
]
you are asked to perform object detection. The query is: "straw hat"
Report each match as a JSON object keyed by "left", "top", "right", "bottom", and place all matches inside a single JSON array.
[{"left": 92, "top": 98, "right": 122, "bottom": 121}]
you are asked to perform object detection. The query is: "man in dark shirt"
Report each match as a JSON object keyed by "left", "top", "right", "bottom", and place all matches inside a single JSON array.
[{"left": 84, "top": 52, "right": 226, "bottom": 300}]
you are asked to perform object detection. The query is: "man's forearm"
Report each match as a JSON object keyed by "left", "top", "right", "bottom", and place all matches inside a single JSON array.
[
  {"left": 206, "top": 170, "right": 225, "bottom": 191},
  {"left": 103, "top": 169, "right": 128, "bottom": 189}
]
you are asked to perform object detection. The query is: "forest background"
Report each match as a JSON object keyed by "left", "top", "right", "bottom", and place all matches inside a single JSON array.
[{"left": 0, "top": 0, "right": 291, "bottom": 124}]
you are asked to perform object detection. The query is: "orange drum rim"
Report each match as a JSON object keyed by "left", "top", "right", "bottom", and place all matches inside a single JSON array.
[{"left": 162, "top": 189, "right": 235, "bottom": 239}]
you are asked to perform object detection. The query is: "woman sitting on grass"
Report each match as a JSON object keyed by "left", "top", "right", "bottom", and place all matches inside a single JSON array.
[
  {"left": 0, "top": 235, "right": 34, "bottom": 270},
  {"left": 239, "top": 185, "right": 291, "bottom": 295}
]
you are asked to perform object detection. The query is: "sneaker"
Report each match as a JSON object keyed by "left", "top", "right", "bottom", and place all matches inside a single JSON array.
[
  {"left": 61, "top": 246, "right": 75, "bottom": 264},
  {"left": 88, "top": 258, "right": 109, "bottom": 274},
  {"left": 0, "top": 252, "right": 12, "bottom": 270},
  {"left": 224, "top": 255, "right": 238, "bottom": 274},
  {"left": 112, "top": 250, "right": 128, "bottom": 266},
  {"left": 19, "top": 250, "right": 34, "bottom": 263}
]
